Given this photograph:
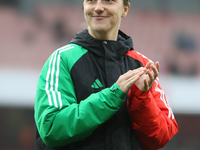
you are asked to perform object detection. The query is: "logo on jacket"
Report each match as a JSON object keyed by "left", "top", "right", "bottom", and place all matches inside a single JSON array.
[{"left": 91, "top": 79, "right": 103, "bottom": 89}]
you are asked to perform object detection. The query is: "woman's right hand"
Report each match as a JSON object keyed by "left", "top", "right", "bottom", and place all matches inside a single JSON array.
[{"left": 116, "top": 67, "right": 147, "bottom": 93}]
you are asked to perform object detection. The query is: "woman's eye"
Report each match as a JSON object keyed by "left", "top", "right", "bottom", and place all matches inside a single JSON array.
[
  {"left": 86, "top": 0, "right": 114, "bottom": 2},
  {"left": 86, "top": 0, "right": 115, "bottom": 2},
  {"left": 88, "top": 0, "right": 96, "bottom": 1}
]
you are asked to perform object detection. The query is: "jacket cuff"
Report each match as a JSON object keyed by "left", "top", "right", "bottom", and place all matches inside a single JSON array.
[
  {"left": 131, "top": 84, "right": 150, "bottom": 100},
  {"left": 110, "top": 83, "right": 126, "bottom": 100},
  {"left": 127, "top": 84, "right": 151, "bottom": 112}
]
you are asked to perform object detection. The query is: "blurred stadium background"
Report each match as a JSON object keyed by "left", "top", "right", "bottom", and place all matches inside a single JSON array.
[{"left": 0, "top": 0, "right": 200, "bottom": 149}]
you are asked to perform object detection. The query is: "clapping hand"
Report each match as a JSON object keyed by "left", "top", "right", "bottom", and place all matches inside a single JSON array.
[
  {"left": 116, "top": 61, "right": 160, "bottom": 93},
  {"left": 135, "top": 61, "right": 160, "bottom": 92}
]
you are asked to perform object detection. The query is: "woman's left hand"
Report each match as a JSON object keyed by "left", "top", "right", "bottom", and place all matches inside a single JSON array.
[{"left": 135, "top": 61, "right": 160, "bottom": 92}]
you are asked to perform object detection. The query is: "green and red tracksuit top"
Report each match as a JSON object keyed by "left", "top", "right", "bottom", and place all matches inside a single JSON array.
[{"left": 34, "top": 29, "right": 178, "bottom": 150}]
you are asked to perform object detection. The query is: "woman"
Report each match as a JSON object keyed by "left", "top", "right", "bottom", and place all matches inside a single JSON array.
[{"left": 35, "top": 0, "right": 178, "bottom": 150}]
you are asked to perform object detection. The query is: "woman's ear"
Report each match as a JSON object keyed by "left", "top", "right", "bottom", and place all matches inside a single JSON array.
[
  {"left": 82, "top": 0, "right": 85, "bottom": 10},
  {"left": 122, "top": 4, "right": 130, "bottom": 18}
]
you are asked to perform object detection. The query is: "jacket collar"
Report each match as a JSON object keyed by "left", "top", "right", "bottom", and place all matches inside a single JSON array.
[{"left": 70, "top": 29, "right": 134, "bottom": 59}]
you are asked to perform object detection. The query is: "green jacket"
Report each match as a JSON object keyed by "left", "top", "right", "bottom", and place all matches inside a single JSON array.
[
  {"left": 35, "top": 31, "right": 129, "bottom": 147},
  {"left": 35, "top": 29, "right": 178, "bottom": 150}
]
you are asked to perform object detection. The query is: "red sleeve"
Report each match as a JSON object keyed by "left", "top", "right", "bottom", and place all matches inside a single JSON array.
[{"left": 126, "top": 50, "right": 178, "bottom": 150}]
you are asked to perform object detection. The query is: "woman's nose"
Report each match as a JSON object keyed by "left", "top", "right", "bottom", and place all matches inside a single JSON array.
[{"left": 95, "top": 0, "right": 104, "bottom": 13}]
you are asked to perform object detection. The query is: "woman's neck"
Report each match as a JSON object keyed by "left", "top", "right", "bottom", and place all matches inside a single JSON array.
[{"left": 88, "top": 28, "right": 118, "bottom": 41}]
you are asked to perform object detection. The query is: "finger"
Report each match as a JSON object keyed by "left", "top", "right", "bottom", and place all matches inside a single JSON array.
[
  {"left": 126, "top": 69, "right": 145, "bottom": 87},
  {"left": 118, "top": 70, "right": 145, "bottom": 93},
  {"left": 150, "top": 64, "right": 159, "bottom": 79},
  {"left": 143, "top": 78, "right": 149, "bottom": 92},
  {"left": 116, "top": 68, "right": 146, "bottom": 93},
  {"left": 123, "top": 67, "right": 145, "bottom": 80},
  {"left": 156, "top": 61, "right": 160, "bottom": 72},
  {"left": 146, "top": 70, "right": 154, "bottom": 84},
  {"left": 145, "top": 62, "right": 152, "bottom": 70}
]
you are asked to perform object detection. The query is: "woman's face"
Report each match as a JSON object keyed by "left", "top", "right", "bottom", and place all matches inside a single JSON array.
[{"left": 83, "top": 0, "right": 130, "bottom": 40}]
